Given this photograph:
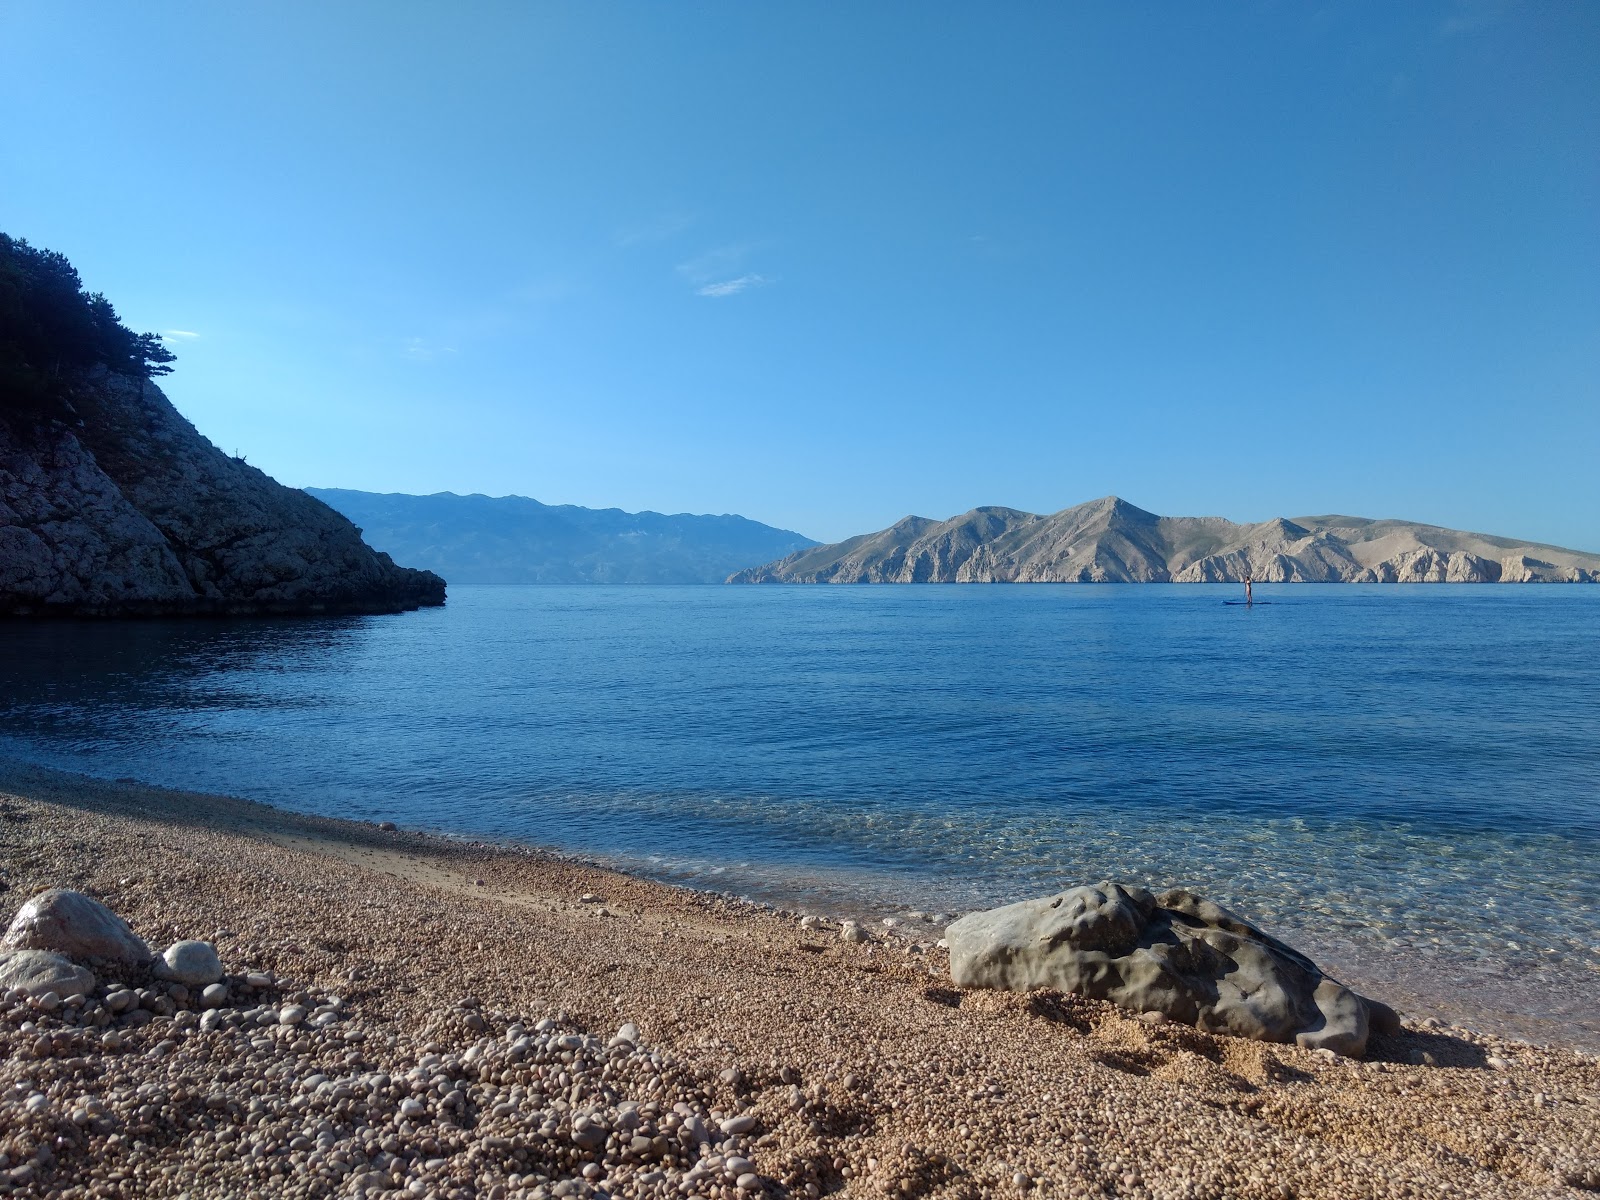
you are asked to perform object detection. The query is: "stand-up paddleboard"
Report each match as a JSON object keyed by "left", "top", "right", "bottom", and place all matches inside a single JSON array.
[
  {"left": 1223, "top": 600, "right": 1272, "bottom": 605},
  {"left": 1228, "top": 576, "right": 1265, "bottom": 605}
]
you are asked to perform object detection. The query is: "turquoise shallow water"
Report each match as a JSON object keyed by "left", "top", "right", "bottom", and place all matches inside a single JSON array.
[{"left": 1, "top": 584, "right": 1597, "bottom": 1045}]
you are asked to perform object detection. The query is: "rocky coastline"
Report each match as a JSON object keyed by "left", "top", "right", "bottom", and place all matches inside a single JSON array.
[
  {"left": 0, "top": 761, "right": 1596, "bottom": 1200},
  {"left": 1, "top": 371, "right": 445, "bottom": 618}
]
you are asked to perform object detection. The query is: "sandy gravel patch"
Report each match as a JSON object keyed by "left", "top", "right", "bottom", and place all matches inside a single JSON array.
[{"left": 0, "top": 760, "right": 1596, "bottom": 1199}]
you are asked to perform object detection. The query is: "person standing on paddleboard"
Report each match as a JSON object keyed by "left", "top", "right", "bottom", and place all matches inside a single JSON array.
[{"left": 1244, "top": 571, "right": 1253, "bottom": 607}]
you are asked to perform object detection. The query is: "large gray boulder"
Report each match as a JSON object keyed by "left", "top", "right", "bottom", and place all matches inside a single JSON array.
[
  {"left": 2, "top": 888, "right": 152, "bottom": 966},
  {"left": 946, "top": 881, "right": 1396, "bottom": 1057},
  {"left": 0, "top": 948, "right": 95, "bottom": 998}
]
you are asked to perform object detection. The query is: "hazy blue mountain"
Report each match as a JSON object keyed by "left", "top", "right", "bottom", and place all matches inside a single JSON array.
[{"left": 306, "top": 489, "right": 816, "bottom": 584}]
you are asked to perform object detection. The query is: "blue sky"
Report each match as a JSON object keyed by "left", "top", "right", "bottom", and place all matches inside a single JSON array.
[{"left": 3, "top": 2, "right": 1596, "bottom": 547}]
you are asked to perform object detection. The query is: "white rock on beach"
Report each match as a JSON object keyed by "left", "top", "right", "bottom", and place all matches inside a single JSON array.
[
  {"left": 2, "top": 888, "right": 151, "bottom": 965},
  {"left": 0, "top": 948, "right": 95, "bottom": 998},
  {"left": 158, "top": 939, "right": 224, "bottom": 986}
]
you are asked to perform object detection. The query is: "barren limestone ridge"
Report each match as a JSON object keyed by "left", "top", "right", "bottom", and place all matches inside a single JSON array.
[
  {"left": 1, "top": 762, "right": 1597, "bottom": 1200},
  {"left": 729, "top": 496, "right": 1600, "bottom": 585}
]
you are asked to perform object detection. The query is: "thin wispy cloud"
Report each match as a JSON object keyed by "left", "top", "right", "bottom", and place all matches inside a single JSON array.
[
  {"left": 676, "top": 243, "right": 754, "bottom": 284},
  {"left": 614, "top": 212, "right": 693, "bottom": 247},
  {"left": 162, "top": 329, "right": 200, "bottom": 341},
  {"left": 404, "top": 337, "right": 458, "bottom": 361},
  {"left": 697, "top": 274, "right": 771, "bottom": 298},
  {"left": 677, "top": 243, "right": 774, "bottom": 298}
]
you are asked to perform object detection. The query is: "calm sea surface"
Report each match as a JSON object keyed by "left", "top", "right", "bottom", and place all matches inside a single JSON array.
[{"left": 2, "top": 584, "right": 1597, "bottom": 1045}]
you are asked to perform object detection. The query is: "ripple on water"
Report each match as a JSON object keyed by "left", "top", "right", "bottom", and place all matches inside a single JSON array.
[{"left": 0, "top": 583, "right": 1597, "bottom": 1047}]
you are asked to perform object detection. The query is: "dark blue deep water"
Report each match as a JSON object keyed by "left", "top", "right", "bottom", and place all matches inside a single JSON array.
[{"left": 3, "top": 584, "right": 1597, "bottom": 1042}]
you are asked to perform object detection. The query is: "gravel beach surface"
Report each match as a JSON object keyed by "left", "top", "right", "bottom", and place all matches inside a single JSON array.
[{"left": 0, "top": 760, "right": 1596, "bottom": 1200}]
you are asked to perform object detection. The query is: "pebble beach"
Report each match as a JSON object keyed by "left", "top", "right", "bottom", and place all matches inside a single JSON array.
[{"left": 0, "top": 759, "right": 1596, "bottom": 1200}]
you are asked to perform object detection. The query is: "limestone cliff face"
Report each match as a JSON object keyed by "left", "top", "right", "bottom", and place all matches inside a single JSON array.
[
  {"left": 730, "top": 496, "right": 1600, "bottom": 585},
  {"left": 1, "top": 370, "right": 445, "bottom": 616}
]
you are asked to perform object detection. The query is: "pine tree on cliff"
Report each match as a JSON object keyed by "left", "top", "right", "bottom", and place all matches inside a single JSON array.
[{"left": 0, "top": 232, "right": 176, "bottom": 425}]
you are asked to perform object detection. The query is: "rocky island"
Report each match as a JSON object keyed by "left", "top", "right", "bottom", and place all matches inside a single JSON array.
[
  {"left": 0, "top": 234, "right": 445, "bottom": 617},
  {"left": 730, "top": 496, "right": 1600, "bottom": 584}
]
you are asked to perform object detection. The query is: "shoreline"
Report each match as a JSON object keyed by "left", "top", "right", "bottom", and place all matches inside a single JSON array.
[
  {"left": 1, "top": 759, "right": 1598, "bottom": 1198},
  {"left": 4, "top": 752, "right": 1598, "bottom": 1057},
  {"left": 3, "top": 752, "right": 1595, "bottom": 1057}
]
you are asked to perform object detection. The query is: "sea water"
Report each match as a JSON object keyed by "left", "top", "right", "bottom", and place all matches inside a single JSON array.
[{"left": 2, "top": 584, "right": 1596, "bottom": 1045}]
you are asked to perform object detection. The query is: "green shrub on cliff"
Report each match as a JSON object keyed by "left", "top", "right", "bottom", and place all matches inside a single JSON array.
[{"left": 0, "top": 232, "right": 175, "bottom": 426}]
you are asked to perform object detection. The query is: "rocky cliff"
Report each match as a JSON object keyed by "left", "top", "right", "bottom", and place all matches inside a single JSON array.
[
  {"left": 729, "top": 495, "right": 1600, "bottom": 584},
  {"left": 1, "top": 370, "right": 445, "bottom": 616}
]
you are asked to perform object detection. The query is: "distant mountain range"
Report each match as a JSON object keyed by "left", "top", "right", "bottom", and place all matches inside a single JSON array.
[
  {"left": 728, "top": 496, "right": 1600, "bottom": 584},
  {"left": 306, "top": 489, "right": 816, "bottom": 585}
]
